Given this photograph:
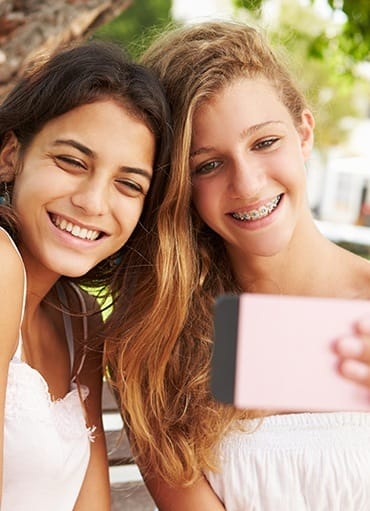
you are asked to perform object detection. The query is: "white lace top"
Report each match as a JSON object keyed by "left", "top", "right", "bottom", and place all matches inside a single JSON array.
[
  {"left": 1, "top": 228, "right": 93, "bottom": 511},
  {"left": 205, "top": 412, "right": 370, "bottom": 511}
]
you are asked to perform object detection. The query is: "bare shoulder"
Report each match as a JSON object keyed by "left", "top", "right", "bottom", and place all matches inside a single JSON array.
[
  {"left": 357, "top": 256, "right": 370, "bottom": 297},
  {"left": 144, "top": 473, "right": 226, "bottom": 511},
  {"left": 0, "top": 229, "right": 24, "bottom": 298},
  {"left": 343, "top": 248, "right": 370, "bottom": 299},
  {"left": 0, "top": 228, "right": 23, "bottom": 277},
  {"left": 0, "top": 229, "right": 24, "bottom": 358}
]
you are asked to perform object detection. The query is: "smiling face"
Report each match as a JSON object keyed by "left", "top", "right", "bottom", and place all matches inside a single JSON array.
[
  {"left": 190, "top": 78, "right": 314, "bottom": 263},
  {"left": 5, "top": 99, "right": 155, "bottom": 279}
]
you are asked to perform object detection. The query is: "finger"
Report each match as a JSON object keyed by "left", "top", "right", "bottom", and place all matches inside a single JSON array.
[
  {"left": 355, "top": 318, "right": 370, "bottom": 337},
  {"left": 338, "top": 359, "right": 370, "bottom": 387},
  {"left": 360, "top": 338, "right": 370, "bottom": 363},
  {"left": 334, "top": 336, "right": 365, "bottom": 360}
]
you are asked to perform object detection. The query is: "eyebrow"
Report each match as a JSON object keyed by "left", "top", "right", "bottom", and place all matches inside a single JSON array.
[
  {"left": 53, "top": 138, "right": 93, "bottom": 156},
  {"left": 190, "top": 121, "right": 284, "bottom": 158},
  {"left": 123, "top": 167, "right": 152, "bottom": 181},
  {"left": 52, "top": 139, "right": 152, "bottom": 181}
]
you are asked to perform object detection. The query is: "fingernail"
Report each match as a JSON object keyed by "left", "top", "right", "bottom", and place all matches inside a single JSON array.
[
  {"left": 337, "top": 337, "right": 364, "bottom": 357},
  {"left": 341, "top": 360, "right": 369, "bottom": 380}
]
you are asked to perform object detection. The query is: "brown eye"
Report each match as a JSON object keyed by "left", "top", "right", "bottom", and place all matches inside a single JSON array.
[
  {"left": 253, "top": 137, "right": 279, "bottom": 150},
  {"left": 195, "top": 160, "right": 222, "bottom": 176}
]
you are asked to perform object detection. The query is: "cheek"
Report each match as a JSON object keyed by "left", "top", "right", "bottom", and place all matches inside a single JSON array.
[
  {"left": 192, "top": 183, "right": 219, "bottom": 226},
  {"left": 116, "top": 199, "right": 145, "bottom": 233},
  {"left": 192, "top": 183, "right": 208, "bottom": 213},
  {"left": 11, "top": 175, "right": 33, "bottom": 211},
  {"left": 12, "top": 164, "right": 58, "bottom": 202},
  {"left": 273, "top": 150, "right": 305, "bottom": 186}
]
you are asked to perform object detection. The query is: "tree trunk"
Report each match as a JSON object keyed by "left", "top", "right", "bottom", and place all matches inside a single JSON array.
[{"left": 0, "top": 0, "right": 131, "bottom": 98}]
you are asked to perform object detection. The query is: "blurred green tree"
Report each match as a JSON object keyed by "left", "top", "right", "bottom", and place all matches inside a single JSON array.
[
  {"left": 234, "top": 0, "right": 263, "bottom": 13},
  {"left": 234, "top": 0, "right": 370, "bottom": 61},
  {"left": 327, "top": 0, "right": 370, "bottom": 61},
  {"left": 94, "top": 0, "right": 172, "bottom": 58}
]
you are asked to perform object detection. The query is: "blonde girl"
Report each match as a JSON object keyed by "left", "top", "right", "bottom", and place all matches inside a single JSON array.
[{"left": 107, "top": 21, "right": 370, "bottom": 511}]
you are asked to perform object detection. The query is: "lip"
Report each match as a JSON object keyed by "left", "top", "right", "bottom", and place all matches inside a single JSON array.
[
  {"left": 47, "top": 212, "right": 108, "bottom": 247},
  {"left": 229, "top": 194, "right": 282, "bottom": 216},
  {"left": 227, "top": 193, "right": 284, "bottom": 230},
  {"left": 48, "top": 211, "right": 107, "bottom": 234}
]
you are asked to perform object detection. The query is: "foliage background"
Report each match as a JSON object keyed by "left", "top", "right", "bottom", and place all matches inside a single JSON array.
[{"left": 94, "top": 0, "right": 173, "bottom": 59}]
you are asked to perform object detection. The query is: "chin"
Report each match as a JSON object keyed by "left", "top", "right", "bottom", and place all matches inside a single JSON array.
[
  {"left": 247, "top": 234, "right": 293, "bottom": 258},
  {"left": 53, "top": 263, "right": 96, "bottom": 279},
  {"left": 70, "top": 267, "right": 95, "bottom": 278},
  {"left": 259, "top": 247, "right": 285, "bottom": 258}
]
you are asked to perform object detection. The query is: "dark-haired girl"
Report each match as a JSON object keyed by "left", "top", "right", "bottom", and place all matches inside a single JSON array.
[{"left": 0, "top": 40, "right": 172, "bottom": 510}]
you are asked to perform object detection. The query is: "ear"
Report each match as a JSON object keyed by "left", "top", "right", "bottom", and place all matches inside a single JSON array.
[
  {"left": 298, "top": 109, "right": 315, "bottom": 161},
  {"left": 0, "top": 131, "right": 20, "bottom": 181}
]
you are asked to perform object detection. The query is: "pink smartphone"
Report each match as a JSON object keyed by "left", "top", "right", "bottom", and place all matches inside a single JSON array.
[{"left": 211, "top": 293, "right": 370, "bottom": 411}]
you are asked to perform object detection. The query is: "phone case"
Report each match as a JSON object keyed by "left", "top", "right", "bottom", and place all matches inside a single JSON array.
[{"left": 211, "top": 293, "right": 370, "bottom": 411}]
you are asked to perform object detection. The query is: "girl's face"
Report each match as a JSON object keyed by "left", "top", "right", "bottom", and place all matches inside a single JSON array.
[
  {"left": 4, "top": 99, "right": 155, "bottom": 278},
  {"left": 189, "top": 78, "right": 314, "bottom": 261}
]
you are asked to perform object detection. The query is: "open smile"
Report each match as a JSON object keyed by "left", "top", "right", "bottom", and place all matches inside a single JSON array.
[
  {"left": 49, "top": 214, "right": 104, "bottom": 241},
  {"left": 231, "top": 194, "right": 283, "bottom": 222}
]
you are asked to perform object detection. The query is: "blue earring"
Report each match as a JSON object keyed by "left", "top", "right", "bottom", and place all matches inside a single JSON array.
[
  {"left": 0, "top": 182, "right": 10, "bottom": 206},
  {"left": 108, "top": 250, "right": 122, "bottom": 269}
]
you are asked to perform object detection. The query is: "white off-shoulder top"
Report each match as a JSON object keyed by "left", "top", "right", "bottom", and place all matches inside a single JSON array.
[
  {"left": 1, "top": 227, "right": 93, "bottom": 511},
  {"left": 205, "top": 412, "right": 370, "bottom": 511}
]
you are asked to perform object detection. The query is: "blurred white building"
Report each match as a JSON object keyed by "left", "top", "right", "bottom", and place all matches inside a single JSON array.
[
  {"left": 172, "top": 0, "right": 233, "bottom": 21},
  {"left": 307, "top": 118, "right": 370, "bottom": 226}
]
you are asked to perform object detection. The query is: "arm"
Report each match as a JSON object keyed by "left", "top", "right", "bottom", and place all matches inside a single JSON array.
[
  {"left": 334, "top": 318, "right": 370, "bottom": 388},
  {"left": 0, "top": 232, "right": 25, "bottom": 501},
  {"left": 73, "top": 295, "right": 110, "bottom": 511},
  {"left": 144, "top": 473, "right": 226, "bottom": 511}
]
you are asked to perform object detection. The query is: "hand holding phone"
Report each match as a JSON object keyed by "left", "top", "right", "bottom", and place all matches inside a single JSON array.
[{"left": 211, "top": 293, "right": 370, "bottom": 411}]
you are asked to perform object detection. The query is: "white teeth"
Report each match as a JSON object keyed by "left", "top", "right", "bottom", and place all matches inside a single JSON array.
[
  {"left": 51, "top": 215, "right": 101, "bottom": 240},
  {"left": 89, "top": 230, "right": 99, "bottom": 241},
  {"left": 232, "top": 195, "right": 281, "bottom": 222},
  {"left": 71, "top": 225, "right": 80, "bottom": 236}
]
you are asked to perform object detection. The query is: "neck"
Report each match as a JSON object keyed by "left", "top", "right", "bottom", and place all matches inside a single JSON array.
[
  {"left": 19, "top": 246, "right": 61, "bottom": 315},
  {"left": 230, "top": 218, "right": 338, "bottom": 297},
  {"left": 20, "top": 260, "right": 62, "bottom": 353}
]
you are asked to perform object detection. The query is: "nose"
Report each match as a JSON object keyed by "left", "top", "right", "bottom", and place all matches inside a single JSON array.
[
  {"left": 71, "top": 177, "right": 109, "bottom": 216},
  {"left": 228, "top": 156, "right": 265, "bottom": 200}
]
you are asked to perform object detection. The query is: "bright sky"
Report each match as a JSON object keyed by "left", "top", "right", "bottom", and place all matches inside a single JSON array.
[
  {"left": 172, "top": 0, "right": 233, "bottom": 21},
  {"left": 171, "top": 0, "right": 344, "bottom": 23}
]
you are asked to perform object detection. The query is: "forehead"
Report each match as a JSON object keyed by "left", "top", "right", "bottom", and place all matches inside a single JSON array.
[
  {"left": 37, "top": 100, "right": 153, "bottom": 142},
  {"left": 23, "top": 99, "right": 155, "bottom": 170},
  {"left": 195, "top": 78, "right": 281, "bottom": 115},
  {"left": 192, "top": 78, "right": 289, "bottom": 135}
]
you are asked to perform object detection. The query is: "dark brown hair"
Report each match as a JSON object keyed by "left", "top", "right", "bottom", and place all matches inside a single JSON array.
[{"left": 0, "top": 40, "right": 172, "bottom": 295}]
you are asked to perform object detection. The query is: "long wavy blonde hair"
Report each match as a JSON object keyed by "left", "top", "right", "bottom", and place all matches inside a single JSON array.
[{"left": 106, "top": 20, "right": 309, "bottom": 487}]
